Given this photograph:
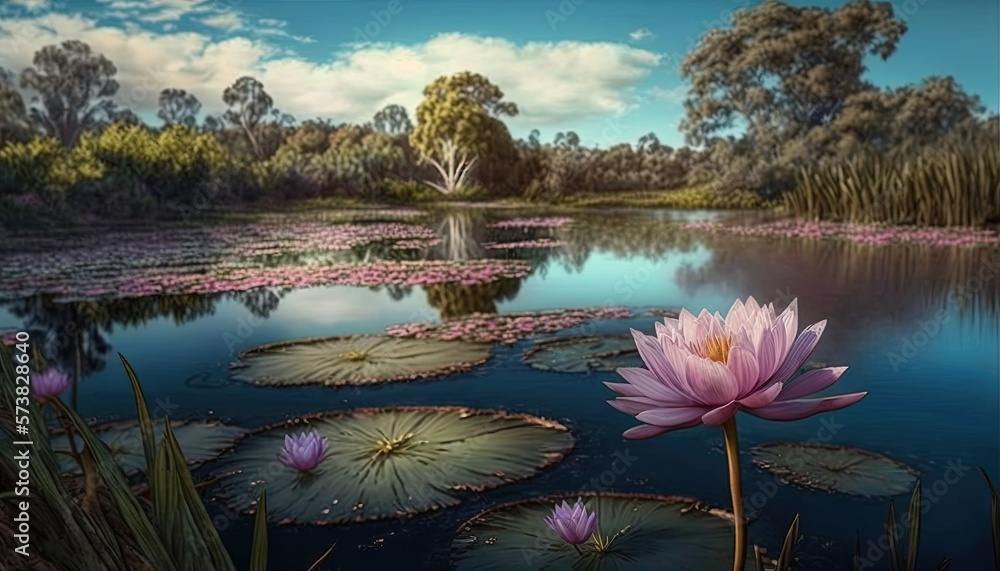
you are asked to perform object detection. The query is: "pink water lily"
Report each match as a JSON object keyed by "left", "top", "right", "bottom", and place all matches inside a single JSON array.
[
  {"left": 607, "top": 297, "right": 866, "bottom": 439},
  {"left": 32, "top": 368, "right": 72, "bottom": 402},
  {"left": 606, "top": 297, "right": 866, "bottom": 571},
  {"left": 544, "top": 499, "right": 597, "bottom": 545},
  {"left": 278, "top": 430, "right": 329, "bottom": 473}
]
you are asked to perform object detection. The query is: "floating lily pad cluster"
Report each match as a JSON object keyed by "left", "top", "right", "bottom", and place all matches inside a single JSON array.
[
  {"left": 482, "top": 239, "right": 566, "bottom": 250},
  {"left": 384, "top": 306, "right": 633, "bottom": 345},
  {"left": 229, "top": 335, "right": 493, "bottom": 387},
  {"left": 2, "top": 259, "right": 534, "bottom": 301},
  {"left": 0, "top": 221, "right": 463, "bottom": 301},
  {"left": 683, "top": 220, "right": 1000, "bottom": 247},
  {"left": 750, "top": 442, "right": 919, "bottom": 497},
  {"left": 487, "top": 217, "right": 575, "bottom": 229},
  {"left": 49, "top": 420, "right": 247, "bottom": 475},
  {"left": 451, "top": 493, "right": 758, "bottom": 570},
  {"left": 211, "top": 407, "right": 575, "bottom": 524},
  {"left": 522, "top": 335, "right": 642, "bottom": 373}
]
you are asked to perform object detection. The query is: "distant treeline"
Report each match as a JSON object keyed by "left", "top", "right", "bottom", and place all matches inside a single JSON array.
[{"left": 0, "top": 1, "right": 996, "bottom": 227}]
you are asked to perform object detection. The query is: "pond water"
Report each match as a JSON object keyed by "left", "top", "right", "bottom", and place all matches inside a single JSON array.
[{"left": 1, "top": 207, "right": 997, "bottom": 570}]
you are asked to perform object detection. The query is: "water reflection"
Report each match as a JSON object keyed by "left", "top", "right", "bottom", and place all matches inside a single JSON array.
[
  {"left": 1, "top": 289, "right": 288, "bottom": 384},
  {"left": 2, "top": 209, "right": 996, "bottom": 372}
]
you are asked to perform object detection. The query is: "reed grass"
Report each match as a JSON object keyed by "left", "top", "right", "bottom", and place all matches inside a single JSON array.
[{"left": 786, "top": 140, "right": 999, "bottom": 227}]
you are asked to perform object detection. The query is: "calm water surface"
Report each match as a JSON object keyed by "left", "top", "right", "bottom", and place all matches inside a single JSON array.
[{"left": 1, "top": 208, "right": 997, "bottom": 570}]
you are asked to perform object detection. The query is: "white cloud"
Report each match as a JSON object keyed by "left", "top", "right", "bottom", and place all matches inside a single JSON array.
[
  {"left": 292, "top": 35, "right": 316, "bottom": 44},
  {"left": 648, "top": 85, "right": 687, "bottom": 104},
  {"left": 0, "top": 15, "right": 660, "bottom": 128},
  {"left": 8, "top": 0, "right": 52, "bottom": 11},
  {"left": 257, "top": 18, "right": 286, "bottom": 28},
  {"left": 629, "top": 27, "right": 656, "bottom": 42},
  {"left": 201, "top": 12, "right": 242, "bottom": 32}
]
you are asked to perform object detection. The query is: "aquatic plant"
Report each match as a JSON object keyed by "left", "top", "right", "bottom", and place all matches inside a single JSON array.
[
  {"left": 786, "top": 140, "right": 1000, "bottom": 227},
  {"left": 277, "top": 431, "right": 329, "bottom": 473},
  {"left": 385, "top": 306, "right": 633, "bottom": 345},
  {"left": 522, "top": 335, "right": 641, "bottom": 373},
  {"left": 49, "top": 419, "right": 247, "bottom": 476},
  {"left": 487, "top": 216, "right": 575, "bottom": 229},
  {"left": 605, "top": 297, "right": 866, "bottom": 571},
  {"left": 212, "top": 407, "right": 574, "bottom": 524},
  {"left": 0, "top": 258, "right": 534, "bottom": 302},
  {"left": 30, "top": 367, "right": 71, "bottom": 402},
  {"left": 683, "top": 219, "right": 1000, "bottom": 248},
  {"left": 750, "top": 442, "right": 919, "bottom": 498},
  {"left": 544, "top": 499, "right": 598, "bottom": 546},
  {"left": 482, "top": 238, "right": 566, "bottom": 249},
  {"left": 0, "top": 347, "right": 286, "bottom": 571},
  {"left": 451, "top": 493, "right": 757, "bottom": 569},
  {"left": 230, "top": 334, "right": 493, "bottom": 386}
]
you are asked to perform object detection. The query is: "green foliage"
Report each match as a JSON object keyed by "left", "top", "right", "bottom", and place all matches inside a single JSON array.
[
  {"left": 554, "top": 187, "right": 770, "bottom": 210},
  {"left": 410, "top": 72, "right": 520, "bottom": 193},
  {"left": 380, "top": 179, "right": 440, "bottom": 203},
  {"left": 786, "top": 139, "right": 1000, "bottom": 227}
]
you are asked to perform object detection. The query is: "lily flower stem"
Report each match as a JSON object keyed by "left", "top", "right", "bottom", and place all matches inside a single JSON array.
[{"left": 723, "top": 417, "right": 747, "bottom": 571}]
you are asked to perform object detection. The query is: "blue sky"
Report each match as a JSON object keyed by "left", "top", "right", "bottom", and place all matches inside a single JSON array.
[{"left": 0, "top": 0, "right": 996, "bottom": 148}]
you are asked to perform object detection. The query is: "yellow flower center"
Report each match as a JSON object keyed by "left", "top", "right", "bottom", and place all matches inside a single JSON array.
[
  {"left": 341, "top": 351, "right": 368, "bottom": 362},
  {"left": 372, "top": 432, "right": 416, "bottom": 457},
  {"left": 699, "top": 335, "right": 732, "bottom": 364}
]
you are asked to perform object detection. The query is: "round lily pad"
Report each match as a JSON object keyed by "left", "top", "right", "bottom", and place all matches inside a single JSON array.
[
  {"left": 451, "top": 492, "right": 756, "bottom": 570},
  {"left": 212, "top": 406, "right": 575, "bottom": 524},
  {"left": 750, "top": 442, "right": 919, "bottom": 497},
  {"left": 50, "top": 420, "right": 247, "bottom": 475},
  {"left": 522, "top": 335, "right": 641, "bottom": 373},
  {"left": 229, "top": 334, "right": 493, "bottom": 386}
]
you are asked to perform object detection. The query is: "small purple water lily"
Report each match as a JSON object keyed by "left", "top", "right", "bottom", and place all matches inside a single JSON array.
[
  {"left": 32, "top": 368, "right": 72, "bottom": 402},
  {"left": 544, "top": 499, "right": 598, "bottom": 546},
  {"left": 278, "top": 430, "right": 329, "bottom": 473}
]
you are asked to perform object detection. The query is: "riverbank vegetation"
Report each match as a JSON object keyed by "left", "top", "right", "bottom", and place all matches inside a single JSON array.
[{"left": 0, "top": 0, "right": 996, "bottom": 230}]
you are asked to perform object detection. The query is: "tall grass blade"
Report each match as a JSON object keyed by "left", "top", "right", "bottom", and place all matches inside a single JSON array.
[
  {"left": 905, "top": 481, "right": 921, "bottom": 571},
  {"left": 775, "top": 514, "right": 800, "bottom": 570},
  {"left": 887, "top": 500, "right": 900, "bottom": 571},
  {"left": 250, "top": 490, "right": 269, "bottom": 571},
  {"left": 982, "top": 467, "right": 1000, "bottom": 570}
]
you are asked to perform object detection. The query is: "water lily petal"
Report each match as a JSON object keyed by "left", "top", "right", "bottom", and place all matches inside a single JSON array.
[
  {"left": 778, "top": 299, "right": 798, "bottom": 356},
  {"left": 607, "top": 397, "right": 662, "bottom": 416},
  {"left": 777, "top": 366, "right": 848, "bottom": 401},
  {"left": 766, "top": 320, "right": 827, "bottom": 386},
  {"left": 616, "top": 367, "right": 692, "bottom": 404},
  {"left": 744, "top": 392, "right": 867, "bottom": 421},
  {"left": 683, "top": 354, "right": 739, "bottom": 404},
  {"left": 604, "top": 381, "right": 644, "bottom": 397},
  {"left": 727, "top": 345, "right": 760, "bottom": 396},
  {"left": 636, "top": 406, "right": 710, "bottom": 427},
  {"left": 739, "top": 380, "right": 784, "bottom": 408},
  {"left": 701, "top": 401, "right": 741, "bottom": 426},
  {"left": 622, "top": 424, "right": 676, "bottom": 439},
  {"left": 623, "top": 417, "right": 705, "bottom": 439}
]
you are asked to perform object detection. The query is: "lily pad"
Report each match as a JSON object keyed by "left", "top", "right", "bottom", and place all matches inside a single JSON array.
[
  {"left": 451, "top": 492, "right": 757, "bottom": 570},
  {"left": 522, "top": 335, "right": 641, "bottom": 373},
  {"left": 50, "top": 420, "right": 247, "bottom": 475},
  {"left": 229, "top": 334, "right": 493, "bottom": 387},
  {"left": 212, "top": 406, "right": 575, "bottom": 524},
  {"left": 750, "top": 442, "right": 919, "bottom": 497}
]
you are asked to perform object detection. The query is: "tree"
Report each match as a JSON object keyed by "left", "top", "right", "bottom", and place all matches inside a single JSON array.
[
  {"left": 157, "top": 88, "right": 202, "bottom": 128},
  {"left": 410, "top": 72, "right": 519, "bottom": 194},
  {"left": 372, "top": 104, "right": 413, "bottom": 135},
  {"left": 0, "top": 67, "right": 32, "bottom": 145},
  {"left": 19, "top": 40, "right": 120, "bottom": 146},
  {"left": 554, "top": 131, "right": 580, "bottom": 148},
  {"left": 222, "top": 76, "right": 287, "bottom": 159},
  {"left": 681, "top": 1, "right": 906, "bottom": 149}
]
